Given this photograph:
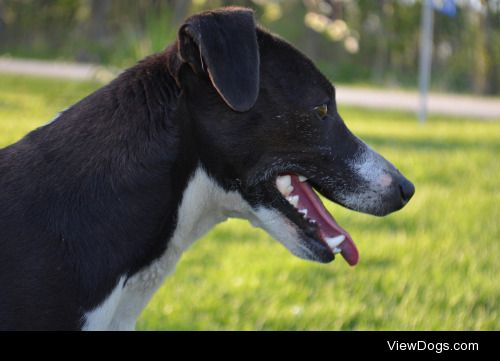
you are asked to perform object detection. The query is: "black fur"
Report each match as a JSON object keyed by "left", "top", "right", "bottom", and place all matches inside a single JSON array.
[
  {"left": 0, "top": 50, "right": 184, "bottom": 329},
  {"left": 0, "top": 7, "right": 413, "bottom": 330}
]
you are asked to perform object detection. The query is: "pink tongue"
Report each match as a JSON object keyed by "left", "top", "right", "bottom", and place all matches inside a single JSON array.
[{"left": 290, "top": 175, "right": 359, "bottom": 266}]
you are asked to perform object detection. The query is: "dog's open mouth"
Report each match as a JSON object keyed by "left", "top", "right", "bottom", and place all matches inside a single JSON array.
[{"left": 275, "top": 174, "right": 359, "bottom": 266}]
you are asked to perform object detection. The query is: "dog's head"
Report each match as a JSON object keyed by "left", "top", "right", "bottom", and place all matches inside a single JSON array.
[{"left": 171, "top": 7, "right": 414, "bottom": 265}]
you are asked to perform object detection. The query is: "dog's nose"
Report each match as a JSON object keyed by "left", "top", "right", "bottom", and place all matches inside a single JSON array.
[{"left": 398, "top": 178, "right": 415, "bottom": 204}]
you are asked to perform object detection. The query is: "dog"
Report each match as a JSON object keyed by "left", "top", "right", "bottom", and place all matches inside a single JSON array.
[{"left": 0, "top": 7, "right": 414, "bottom": 330}]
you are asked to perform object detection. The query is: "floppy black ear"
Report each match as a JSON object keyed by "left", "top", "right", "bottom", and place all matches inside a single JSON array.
[{"left": 178, "top": 7, "right": 260, "bottom": 112}]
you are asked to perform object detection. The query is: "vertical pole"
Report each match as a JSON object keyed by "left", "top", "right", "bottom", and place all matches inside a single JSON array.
[{"left": 418, "top": 0, "right": 434, "bottom": 123}]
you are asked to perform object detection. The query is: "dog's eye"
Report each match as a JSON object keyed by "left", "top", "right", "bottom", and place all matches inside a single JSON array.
[{"left": 314, "top": 104, "right": 328, "bottom": 118}]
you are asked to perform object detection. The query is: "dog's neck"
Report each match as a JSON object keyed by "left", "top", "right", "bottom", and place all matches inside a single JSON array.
[
  {"left": 47, "top": 47, "right": 259, "bottom": 328},
  {"left": 83, "top": 166, "right": 255, "bottom": 330},
  {"left": 169, "top": 166, "right": 254, "bottom": 252}
]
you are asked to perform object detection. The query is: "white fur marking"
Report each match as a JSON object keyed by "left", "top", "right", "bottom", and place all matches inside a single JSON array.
[
  {"left": 351, "top": 145, "right": 387, "bottom": 185},
  {"left": 379, "top": 173, "right": 393, "bottom": 187},
  {"left": 84, "top": 167, "right": 256, "bottom": 330},
  {"left": 82, "top": 277, "right": 125, "bottom": 331},
  {"left": 339, "top": 143, "right": 396, "bottom": 211}
]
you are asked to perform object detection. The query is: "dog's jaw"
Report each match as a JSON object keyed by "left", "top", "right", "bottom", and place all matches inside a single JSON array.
[{"left": 250, "top": 207, "right": 329, "bottom": 262}]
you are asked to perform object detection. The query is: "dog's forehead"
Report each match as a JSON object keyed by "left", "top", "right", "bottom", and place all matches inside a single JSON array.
[{"left": 256, "top": 28, "right": 334, "bottom": 106}]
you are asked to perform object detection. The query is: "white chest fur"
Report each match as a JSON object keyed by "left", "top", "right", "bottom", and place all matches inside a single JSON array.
[{"left": 82, "top": 167, "right": 255, "bottom": 330}]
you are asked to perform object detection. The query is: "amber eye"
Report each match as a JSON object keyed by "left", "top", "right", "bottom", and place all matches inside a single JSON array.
[{"left": 314, "top": 104, "right": 328, "bottom": 118}]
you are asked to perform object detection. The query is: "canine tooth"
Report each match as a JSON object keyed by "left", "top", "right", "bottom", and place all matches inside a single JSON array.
[
  {"left": 285, "top": 185, "right": 294, "bottom": 195},
  {"left": 333, "top": 247, "right": 342, "bottom": 254},
  {"left": 276, "top": 175, "right": 291, "bottom": 195},
  {"left": 298, "top": 209, "right": 308, "bottom": 218},
  {"left": 287, "top": 195, "right": 299, "bottom": 207},
  {"left": 325, "top": 235, "right": 345, "bottom": 249},
  {"left": 298, "top": 175, "right": 308, "bottom": 182}
]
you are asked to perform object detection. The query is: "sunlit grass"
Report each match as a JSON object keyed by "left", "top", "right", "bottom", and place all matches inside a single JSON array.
[{"left": 1, "top": 73, "right": 498, "bottom": 330}]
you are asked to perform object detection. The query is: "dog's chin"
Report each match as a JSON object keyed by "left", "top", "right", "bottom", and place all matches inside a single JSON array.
[
  {"left": 291, "top": 235, "right": 336, "bottom": 263},
  {"left": 251, "top": 206, "right": 335, "bottom": 263}
]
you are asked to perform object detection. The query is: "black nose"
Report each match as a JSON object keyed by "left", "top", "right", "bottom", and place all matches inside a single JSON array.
[{"left": 399, "top": 178, "right": 415, "bottom": 204}]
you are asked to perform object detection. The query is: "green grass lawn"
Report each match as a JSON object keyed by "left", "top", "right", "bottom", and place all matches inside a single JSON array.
[{"left": 1, "top": 73, "right": 499, "bottom": 330}]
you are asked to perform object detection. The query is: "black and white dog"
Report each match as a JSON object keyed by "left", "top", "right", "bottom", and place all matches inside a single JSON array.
[{"left": 0, "top": 7, "right": 414, "bottom": 330}]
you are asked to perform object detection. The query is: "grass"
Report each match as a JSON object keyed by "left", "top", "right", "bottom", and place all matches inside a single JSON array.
[{"left": 0, "top": 73, "right": 498, "bottom": 330}]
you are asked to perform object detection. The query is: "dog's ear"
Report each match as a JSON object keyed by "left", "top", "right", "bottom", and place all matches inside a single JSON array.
[{"left": 177, "top": 7, "right": 260, "bottom": 112}]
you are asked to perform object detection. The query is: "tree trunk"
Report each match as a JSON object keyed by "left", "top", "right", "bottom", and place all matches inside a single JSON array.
[
  {"left": 90, "top": 0, "right": 111, "bottom": 42},
  {"left": 0, "top": 0, "right": 5, "bottom": 45},
  {"left": 372, "top": 0, "right": 388, "bottom": 82},
  {"left": 484, "top": 6, "right": 499, "bottom": 95},
  {"left": 172, "top": 0, "right": 191, "bottom": 27}
]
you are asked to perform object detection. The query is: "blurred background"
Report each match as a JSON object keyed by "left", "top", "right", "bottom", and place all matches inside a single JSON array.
[
  {"left": 1, "top": 0, "right": 499, "bottom": 94},
  {"left": 0, "top": 0, "right": 498, "bottom": 330}
]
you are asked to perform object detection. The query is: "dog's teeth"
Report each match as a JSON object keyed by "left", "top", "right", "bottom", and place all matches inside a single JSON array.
[
  {"left": 285, "top": 185, "right": 294, "bottom": 195},
  {"left": 286, "top": 195, "right": 299, "bottom": 207},
  {"left": 298, "top": 208, "right": 308, "bottom": 218},
  {"left": 325, "top": 235, "right": 345, "bottom": 249},
  {"left": 276, "top": 175, "right": 291, "bottom": 195},
  {"left": 298, "top": 175, "right": 308, "bottom": 182},
  {"left": 333, "top": 247, "right": 342, "bottom": 254}
]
